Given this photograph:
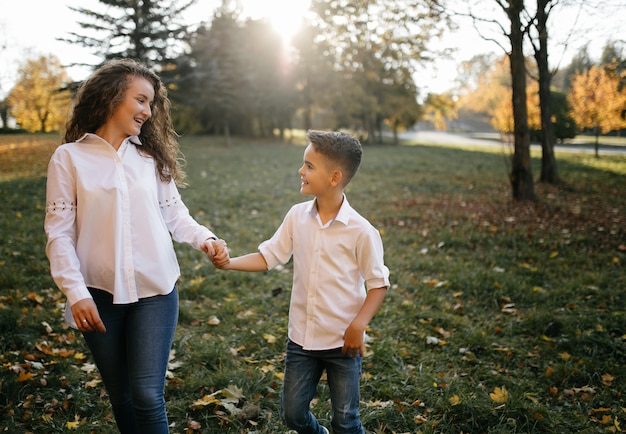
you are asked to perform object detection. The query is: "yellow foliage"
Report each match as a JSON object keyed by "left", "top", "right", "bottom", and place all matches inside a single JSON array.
[
  {"left": 568, "top": 64, "right": 626, "bottom": 134},
  {"left": 7, "top": 55, "right": 72, "bottom": 133}
]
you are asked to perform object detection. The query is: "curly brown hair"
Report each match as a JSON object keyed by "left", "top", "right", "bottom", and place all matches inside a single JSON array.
[{"left": 64, "top": 58, "right": 185, "bottom": 185}]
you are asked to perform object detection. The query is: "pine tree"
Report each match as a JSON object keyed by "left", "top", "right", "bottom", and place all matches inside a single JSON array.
[{"left": 61, "top": 0, "right": 196, "bottom": 69}]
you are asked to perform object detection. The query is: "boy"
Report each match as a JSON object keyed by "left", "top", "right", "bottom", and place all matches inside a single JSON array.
[{"left": 214, "top": 130, "right": 389, "bottom": 434}]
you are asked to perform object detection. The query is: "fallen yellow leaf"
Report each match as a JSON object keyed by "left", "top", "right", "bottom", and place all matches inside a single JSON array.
[
  {"left": 489, "top": 386, "right": 509, "bottom": 403},
  {"left": 66, "top": 415, "right": 81, "bottom": 429},
  {"left": 449, "top": 395, "right": 461, "bottom": 406},
  {"left": 18, "top": 371, "right": 34, "bottom": 382},
  {"left": 192, "top": 393, "right": 221, "bottom": 409},
  {"left": 602, "top": 373, "right": 615, "bottom": 387}
]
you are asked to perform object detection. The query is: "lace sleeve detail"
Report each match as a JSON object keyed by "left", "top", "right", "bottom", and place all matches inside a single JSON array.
[
  {"left": 46, "top": 199, "right": 76, "bottom": 214},
  {"left": 159, "top": 194, "right": 181, "bottom": 209}
]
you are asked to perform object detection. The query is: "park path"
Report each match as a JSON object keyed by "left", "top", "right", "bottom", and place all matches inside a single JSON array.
[{"left": 397, "top": 130, "right": 626, "bottom": 155}]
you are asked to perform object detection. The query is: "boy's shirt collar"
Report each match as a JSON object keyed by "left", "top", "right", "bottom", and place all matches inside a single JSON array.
[{"left": 307, "top": 194, "right": 350, "bottom": 226}]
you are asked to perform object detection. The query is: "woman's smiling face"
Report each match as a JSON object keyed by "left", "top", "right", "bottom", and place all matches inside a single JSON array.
[{"left": 107, "top": 76, "right": 154, "bottom": 141}]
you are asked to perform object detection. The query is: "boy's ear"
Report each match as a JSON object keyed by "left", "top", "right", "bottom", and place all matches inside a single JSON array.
[{"left": 330, "top": 169, "right": 343, "bottom": 186}]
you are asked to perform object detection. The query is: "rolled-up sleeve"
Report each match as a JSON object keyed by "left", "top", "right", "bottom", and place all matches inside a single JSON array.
[
  {"left": 357, "top": 225, "right": 390, "bottom": 291},
  {"left": 258, "top": 208, "right": 295, "bottom": 270}
]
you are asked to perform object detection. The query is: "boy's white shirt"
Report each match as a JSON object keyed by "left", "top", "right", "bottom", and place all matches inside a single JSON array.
[{"left": 259, "top": 195, "right": 390, "bottom": 351}]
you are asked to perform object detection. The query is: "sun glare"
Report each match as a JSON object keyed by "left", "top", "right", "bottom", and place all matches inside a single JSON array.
[{"left": 241, "top": 0, "right": 311, "bottom": 43}]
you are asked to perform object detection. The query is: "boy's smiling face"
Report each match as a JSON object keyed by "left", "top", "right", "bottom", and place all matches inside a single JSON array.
[{"left": 298, "top": 144, "right": 337, "bottom": 197}]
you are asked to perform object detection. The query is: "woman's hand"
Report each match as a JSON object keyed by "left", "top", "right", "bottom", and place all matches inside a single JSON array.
[
  {"left": 71, "top": 298, "right": 106, "bottom": 333},
  {"left": 201, "top": 238, "right": 230, "bottom": 268}
]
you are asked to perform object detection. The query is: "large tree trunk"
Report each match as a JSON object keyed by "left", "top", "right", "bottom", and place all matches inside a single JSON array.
[
  {"left": 536, "top": 0, "right": 559, "bottom": 183},
  {"left": 508, "top": 0, "right": 536, "bottom": 201}
]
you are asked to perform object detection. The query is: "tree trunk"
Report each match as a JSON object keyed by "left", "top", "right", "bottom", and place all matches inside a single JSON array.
[
  {"left": 302, "top": 77, "right": 313, "bottom": 131},
  {"left": 0, "top": 100, "right": 8, "bottom": 128},
  {"left": 535, "top": 0, "right": 559, "bottom": 183},
  {"left": 366, "top": 115, "right": 376, "bottom": 145},
  {"left": 224, "top": 120, "right": 231, "bottom": 147},
  {"left": 508, "top": 0, "right": 536, "bottom": 201}
]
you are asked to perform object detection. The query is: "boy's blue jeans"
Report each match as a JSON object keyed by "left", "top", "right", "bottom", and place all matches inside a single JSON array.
[
  {"left": 83, "top": 287, "right": 178, "bottom": 434},
  {"left": 281, "top": 339, "right": 365, "bottom": 434}
]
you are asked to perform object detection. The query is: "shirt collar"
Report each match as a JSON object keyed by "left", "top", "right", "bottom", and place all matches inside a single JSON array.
[
  {"left": 75, "top": 133, "right": 142, "bottom": 146},
  {"left": 306, "top": 194, "right": 351, "bottom": 226}
]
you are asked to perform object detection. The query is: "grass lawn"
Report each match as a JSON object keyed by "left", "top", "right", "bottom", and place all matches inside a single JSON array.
[{"left": 0, "top": 133, "right": 624, "bottom": 433}]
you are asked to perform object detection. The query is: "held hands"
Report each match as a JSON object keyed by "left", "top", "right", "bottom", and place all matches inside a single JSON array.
[
  {"left": 201, "top": 238, "right": 230, "bottom": 268},
  {"left": 71, "top": 298, "right": 106, "bottom": 333}
]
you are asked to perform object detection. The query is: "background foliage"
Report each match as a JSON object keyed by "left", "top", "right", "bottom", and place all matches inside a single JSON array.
[
  {"left": 3, "top": 1, "right": 624, "bottom": 146},
  {"left": 1, "top": 133, "right": 624, "bottom": 433}
]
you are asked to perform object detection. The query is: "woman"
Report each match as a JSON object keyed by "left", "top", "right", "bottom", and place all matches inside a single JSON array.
[{"left": 44, "top": 58, "right": 228, "bottom": 433}]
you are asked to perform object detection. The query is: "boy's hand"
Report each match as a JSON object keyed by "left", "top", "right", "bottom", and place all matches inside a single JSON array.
[
  {"left": 342, "top": 287, "right": 386, "bottom": 358},
  {"left": 342, "top": 322, "right": 366, "bottom": 358},
  {"left": 201, "top": 238, "right": 230, "bottom": 268}
]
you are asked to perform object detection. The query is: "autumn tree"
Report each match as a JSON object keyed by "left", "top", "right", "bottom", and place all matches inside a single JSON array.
[
  {"left": 455, "top": 53, "right": 498, "bottom": 94},
  {"left": 7, "top": 55, "right": 72, "bottom": 133},
  {"left": 309, "top": 0, "right": 449, "bottom": 143},
  {"left": 463, "top": 56, "right": 513, "bottom": 133},
  {"left": 459, "top": 53, "right": 576, "bottom": 146},
  {"left": 459, "top": 0, "right": 535, "bottom": 200},
  {"left": 555, "top": 45, "right": 593, "bottom": 91},
  {"left": 61, "top": 0, "right": 196, "bottom": 69},
  {"left": 568, "top": 63, "right": 626, "bottom": 157},
  {"left": 380, "top": 73, "right": 423, "bottom": 144},
  {"left": 424, "top": 93, "right": 458, "bottom": 131}
]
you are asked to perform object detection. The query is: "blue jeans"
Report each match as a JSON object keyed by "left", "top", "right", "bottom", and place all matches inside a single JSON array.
[
  {"left": 281, "top": 339, "right": 364, "bottom": 434},
  {"left": 83, "top": 287, "right": 179, "bottom": 434}
]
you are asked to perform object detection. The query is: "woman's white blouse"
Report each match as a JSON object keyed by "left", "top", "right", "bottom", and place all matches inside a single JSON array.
[{"left": 44, "top": 134, "right": 215, "bottom": 323}]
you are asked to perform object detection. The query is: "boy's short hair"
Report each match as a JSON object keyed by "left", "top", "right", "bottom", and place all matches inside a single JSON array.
[{"left": 306, "top": 130, "right": 362, "bottom": 185}]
